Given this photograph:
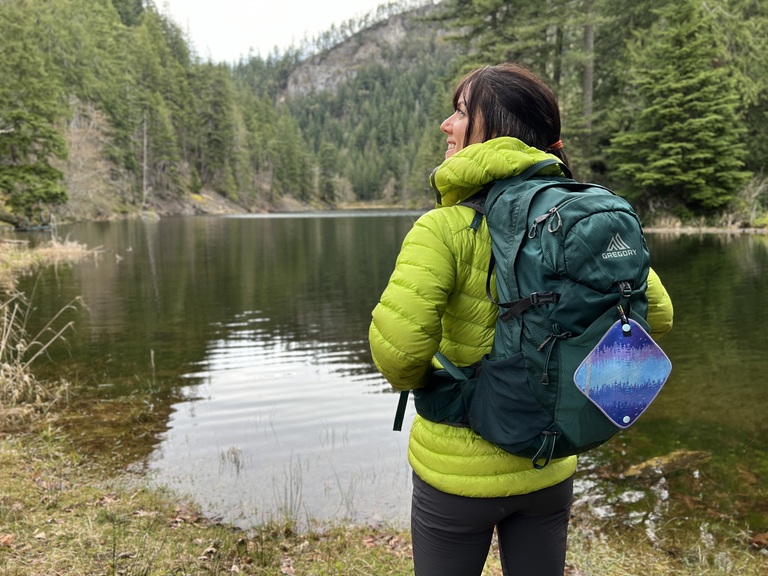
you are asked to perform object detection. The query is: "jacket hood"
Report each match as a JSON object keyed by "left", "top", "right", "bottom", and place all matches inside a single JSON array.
[{"left": 430, "top": 137, "right": 566, "bottom": 207}]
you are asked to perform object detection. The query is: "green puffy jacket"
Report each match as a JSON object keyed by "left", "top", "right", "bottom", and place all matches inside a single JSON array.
[{"left": 369, "top": 137, "right": 674, "bottom": 498}]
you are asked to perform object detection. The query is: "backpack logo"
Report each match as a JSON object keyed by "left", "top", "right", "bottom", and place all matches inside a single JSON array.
[{"left": 602, "top": 233, "right": 636, "bottom": 259}]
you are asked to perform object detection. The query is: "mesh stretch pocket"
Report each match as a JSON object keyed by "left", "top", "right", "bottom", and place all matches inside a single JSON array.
[
  {"left": 467, "top": 352, "right": 553, "bottom": 452},
  {"left": 413, "top": 369, "right": 470, "bottom": 425}
]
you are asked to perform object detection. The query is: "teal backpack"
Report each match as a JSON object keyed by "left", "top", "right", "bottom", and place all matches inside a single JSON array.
[{"left": 395, "top": 159, "right": 671, "bottom": 468}]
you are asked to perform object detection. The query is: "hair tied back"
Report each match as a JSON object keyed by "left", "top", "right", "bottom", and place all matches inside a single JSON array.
[{"left": 547, "top": 140, "right": 563, "bottom": 151}]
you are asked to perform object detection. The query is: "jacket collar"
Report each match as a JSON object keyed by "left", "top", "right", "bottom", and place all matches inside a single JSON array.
[{"left": 430, "top": 137, "right": 565, "bottom": 207}]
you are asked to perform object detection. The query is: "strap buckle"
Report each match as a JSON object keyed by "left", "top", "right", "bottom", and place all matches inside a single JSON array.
[
  {"left": 499, "top": 291, "right": 561, "bottom": 322},
  {"left": 529, "top": 291, "right": 560, "bottom": 305}
]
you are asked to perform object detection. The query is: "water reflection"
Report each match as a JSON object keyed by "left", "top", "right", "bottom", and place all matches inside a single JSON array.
[{"left": 153, "top": 309, "right": 411, "bottom": 527}]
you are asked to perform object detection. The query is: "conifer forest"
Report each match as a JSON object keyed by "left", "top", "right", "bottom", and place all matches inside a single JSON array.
[{"left": 1, "top": 0, "right": 766, "bottom": 228}]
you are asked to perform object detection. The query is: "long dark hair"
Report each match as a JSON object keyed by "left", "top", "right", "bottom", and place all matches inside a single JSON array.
[{"left": 452, "top": 63, "right": 569, "bottom": 166}]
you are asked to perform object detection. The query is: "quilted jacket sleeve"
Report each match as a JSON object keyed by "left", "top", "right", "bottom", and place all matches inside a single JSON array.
[
  {"left": 369, "top": 210, "right": 456, "bottom": 390},
  {"left": 646, "top": 267, "right": 674, "bottom": 339}
]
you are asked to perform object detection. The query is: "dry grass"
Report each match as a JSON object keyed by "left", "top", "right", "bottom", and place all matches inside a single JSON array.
[
  {"left": 0, "top": 237, "right": 90, "bottom": 427},
  {"left": 563, "top": 516, "right": 768, "bottom": 576},
  {"left": 0, "top": 236, "right": 96, "bottom": 291},
  {"left": 0, "top": 292, "right": 79, "bottom": 428}
]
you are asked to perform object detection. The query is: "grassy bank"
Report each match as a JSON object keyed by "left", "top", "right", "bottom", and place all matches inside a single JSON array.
[
  {"left": 0, "top": 432, "right": 415, "bottom": 575},
  {"left": 1, "top": 239, "right": 767, "bottom": 575},
  {"left": 1, "top": 426, "right": 767, "bottom": 575}
]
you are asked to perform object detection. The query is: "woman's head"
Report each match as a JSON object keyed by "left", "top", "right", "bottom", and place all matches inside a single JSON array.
[{"left": 440, "top": 63, "right": 568, "bottom": 164}]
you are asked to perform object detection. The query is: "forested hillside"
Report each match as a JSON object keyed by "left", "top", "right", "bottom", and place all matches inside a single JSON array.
[{"left": 1, "top": 0, "right": 766, "bottom": 229}]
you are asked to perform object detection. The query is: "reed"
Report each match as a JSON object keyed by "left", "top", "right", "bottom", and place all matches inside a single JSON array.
[
  {"left": 0, "top": 292, "right": 80, "bottom": 427},
  {"left": 0, "top": 235, "right": 95, "bottom": 290}
]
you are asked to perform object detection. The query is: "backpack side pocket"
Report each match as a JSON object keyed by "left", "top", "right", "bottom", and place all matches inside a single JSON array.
[
  {"left": 468, "top": 352, "right": 553, "bottom": 455},
  {"left": 412, "top": 368, "right": 474, "bottom": 426}
]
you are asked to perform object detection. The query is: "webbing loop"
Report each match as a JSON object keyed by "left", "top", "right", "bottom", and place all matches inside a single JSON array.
[
  {"left": 393, "top": 390, "right": 410, "bottom": 431},
  {"left": 532, "top": 430, "right": 559, "bottom": 470}
]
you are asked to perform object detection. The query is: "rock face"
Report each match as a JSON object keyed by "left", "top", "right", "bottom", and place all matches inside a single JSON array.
[
  {"left": 285, "top": 18, "right": 405, "bottom": 99},
  {"left": 284, "top": 7, "right": 439, "bottom": 99}
]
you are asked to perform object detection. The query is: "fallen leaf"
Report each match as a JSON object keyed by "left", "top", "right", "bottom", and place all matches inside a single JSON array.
[
  {"left": 199, "top": 544, "right": 217, "bottom": 559},
  {"left": 172, "top": 504, "right": 201, "bottom": 526},
  {"left": 737, "top": 468, "right": 759, "bottom": 485},
  {"left": 749, "top": 532, "right": 768, "bottom": 549},
  {"left": 280, "top": 557, "right": 295, "bottom": 575},
  {"left": 0, "top": 534, "right": 14, "bottom": 547}
]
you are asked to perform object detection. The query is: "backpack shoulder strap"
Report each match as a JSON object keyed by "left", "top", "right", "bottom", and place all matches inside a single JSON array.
[
  {"left": 482, "top": 159, "right": 570, "bottom": 310},
  {"left": 519, "top": 158, "right": 570, "bottom": 180}
]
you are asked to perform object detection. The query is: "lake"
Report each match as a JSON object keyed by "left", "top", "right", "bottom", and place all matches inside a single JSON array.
[{"left": 15, "top": 215, "right": 768, "bottom": 537}]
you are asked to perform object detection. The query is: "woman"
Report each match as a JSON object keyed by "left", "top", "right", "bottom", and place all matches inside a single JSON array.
[{"left": 369, "top": 63, "right": 673, "bottom": 576}]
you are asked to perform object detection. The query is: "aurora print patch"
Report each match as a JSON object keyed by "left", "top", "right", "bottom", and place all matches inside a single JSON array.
[{"left": 573, "top": 319, "right": 672, "bottom": 429}]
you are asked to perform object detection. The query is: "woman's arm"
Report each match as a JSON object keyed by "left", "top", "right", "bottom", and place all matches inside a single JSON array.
[
  {"left": 369, "top": 212, "right": 456, "bottom": 390},
  {"left": 646, "top": 267, "right": 674, "bottom": 339}
]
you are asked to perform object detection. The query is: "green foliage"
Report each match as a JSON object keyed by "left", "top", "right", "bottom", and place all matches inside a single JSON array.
[
  {"left": 0, "top": 0, "right": 68, "bottom": 227},
  {"left": 0, "top": 0, "right": 766, "bottom": 222},
  {"left": 286, "top": 29, "right": 459, "bottom": 203},
  {"left": 317, "top": 142, "right": 339, "bottom": 204},
  {"left": 714, "top": 0, "right": 768, "bottom": 176},
  {"left": 436, "top": 0, "right": 582, "bottom": 83},
  {"left": 432, "top": 0, "right": 763, "bottom": 220},
  {"left": 606, "top": 0, "right": 750, "bottom": 213},
  {"left": 110, "top": 0, "right": 143, "bottom": 27},
  {"left": 190, "top": 63, "right": 238, "bottom": 195},
  {"left": 270, "top": 113, "right": 311, "bottom": 201}
]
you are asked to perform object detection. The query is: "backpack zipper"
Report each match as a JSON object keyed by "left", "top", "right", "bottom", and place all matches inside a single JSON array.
[{"left": 527, "top": 194, "right": 590, "bottom": 239}]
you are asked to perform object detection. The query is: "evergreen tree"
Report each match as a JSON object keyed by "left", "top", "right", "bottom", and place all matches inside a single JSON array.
[
  {"left": 716, "top": 0, "right": 768, "bottom": 176},
  {"left": 2, "top": 0, "right": 762, "bottom": 220},
  {"left": 317, "top": 142, "right": 338, "bottom": 204},
  {"left": 269, "top": 113, "right": 311, "bottom": 202},
  {"left": 190, "top": 63, "right": 238, "bottom": 196},
  {"left": 0, "top": 1, "right": 68, "bottom": 227},
  {"left": 606, "top": 0, "right": 750, "bottom": 215},
  {"left": 111, "top": 0, "right": 143, "bottom": 27}
]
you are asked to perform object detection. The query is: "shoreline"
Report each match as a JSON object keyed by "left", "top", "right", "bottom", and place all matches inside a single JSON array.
[{"left": 644, "top": 225, "right": 768, "bottom": 235}]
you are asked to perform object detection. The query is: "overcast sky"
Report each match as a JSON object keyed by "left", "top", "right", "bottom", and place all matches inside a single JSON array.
[{"left": 161, "top": 0, "right": 398, "bottom": 62}]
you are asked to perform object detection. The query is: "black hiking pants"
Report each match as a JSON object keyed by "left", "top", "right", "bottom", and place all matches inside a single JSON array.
[{"left": 411, "top": 471, "right": 573, "bottom": 576}]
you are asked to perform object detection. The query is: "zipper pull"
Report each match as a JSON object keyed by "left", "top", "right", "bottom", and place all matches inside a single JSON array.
[
  {"left": 528, "top": 209, "right": 556, "bottom": 238},
  {"left": 546, "top": 206, "right": 563, "bottom": 233}
]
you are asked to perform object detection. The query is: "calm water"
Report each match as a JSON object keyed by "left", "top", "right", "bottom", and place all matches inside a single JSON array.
[{"left": 15, "top": 216, "right": 768, "bottom": 533}]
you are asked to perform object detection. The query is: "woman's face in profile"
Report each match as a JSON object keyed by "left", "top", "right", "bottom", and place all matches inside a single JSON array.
[{"left": 440, "top": 87, "right": 483, "bottom": 159}]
